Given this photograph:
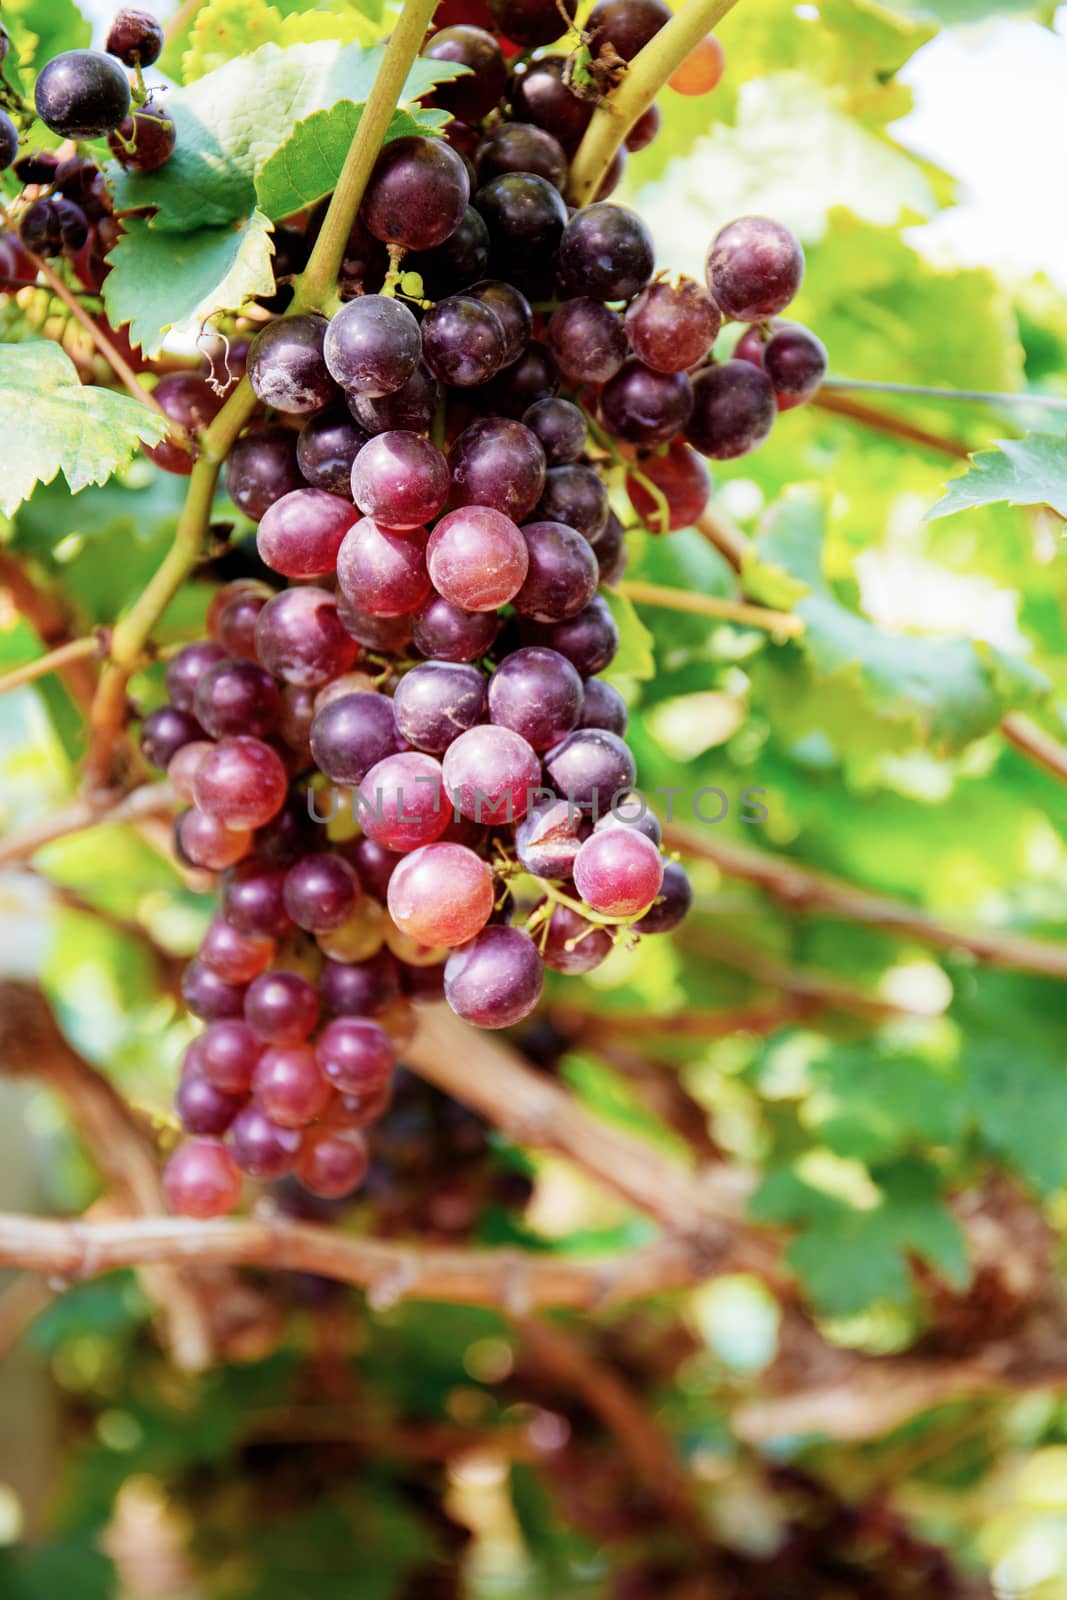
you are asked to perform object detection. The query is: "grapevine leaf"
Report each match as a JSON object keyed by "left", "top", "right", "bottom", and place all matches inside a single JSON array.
[
  {"left": 255, "top": 104, "right": 451, "bottom": 221},
  {"left": 963, "top": 1044, "right": 1067, "bottom": 1197},
  {"left": 928, "top": 433, "right": 1067, "bottom": 521},
  {"left": 602, "top": 590, "right": 656, "bottom": 681},
  {"left": 109, "top": 40, "right": 467, "bottom": 232},
  {"left": 751, "top": 1159, "right": 968, "bottom": 1317},
  {"left": 180, "top": 0, "right": 381, "bottom": 82},
  {"left": 103, "top": 210, "right": 277, "bottom": 357},
  {"left": 0, "top": 343, "right": 168, "bottom": 517}
]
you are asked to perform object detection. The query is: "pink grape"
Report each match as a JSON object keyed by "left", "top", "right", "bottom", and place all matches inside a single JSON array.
[
  {"left": 573, "top": 826, "right": 664, "bottom": 916},
  {"left": 256, "top": 487, "right": 359, "bottom": 578},
  {"left": 315, "top": 1016, "right": 395, "bottom": 1095},
  {"left": 442, "top": 724, "right": 541, "bottom": 824},
  {"left": 297, "top": 1126, "right": 370, "bottom": 1198},
  {"left": 168, "top": 740, "right": 213, "bottom": 802},
  {"left": 336, "top": 516, "right": 431, "bottom": 618},
  {"left": 176, "top": 808, "right": 253, "bottom": 871},
  {"left": 387, "top": 842, "right": 495, "bottom": 946},
  {"left": 426, "top": 506, "right": 528, "bottom": 611},
  {"left": 350, "top": 431, "right": 449, "bottom": 530},
  {"left": 198, "top": 918, "right": 275, "bottom": 985},
  {"left": 358, "top": 751, "right": 451, "bottom": 852},
  {"left": 163, "top": 1138, "right": 243, "bottom": 1218},
  {"left": 244, "top": 970, "right": 320, "bottom": 1044},
  {"left": 252, "top": 1044, "right": 331, "bottom": 1128},
  {"left": 198, "top": 1018, "right": 262, "bottom": 1093},
  {"left": 192, "top": 736, "right": 288, "bottom": 830}
]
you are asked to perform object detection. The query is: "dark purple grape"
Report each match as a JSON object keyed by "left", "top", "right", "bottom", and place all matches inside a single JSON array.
[
  {"left": 324, "top": 295, "right": 422, "bottom": 398},
  {"left": 106, "top": 8, "right": 164, "bottom": 65},
  {"left": 544, "top": 726, "right": 636, "bottom": 813},
  {"left": 166, "top": 642, "right": 227, "bottom": 714},
  {"left": 449, "top": 417, "right": 546, "bottom": 522},
  {"left": 625, "top": 102, "right": 660, "bottom": 152},
  {"left": 763, "top": 323, "right": 827, "bottom": 407},
  {"left": 248, "top": 314, "right": 336, "bottom": 415},
  {"left": 283, "top": 852, "right": 360, "bottom": 933},
  {"left": 231, "top": 1105, "right": 301, "bottom": 1179},
  {"left": 345, "top": 837, "right": 402, "bottom": 901},
  {"left": 310, "top": 691, "right": 405, "bottom": 785},
  {"left": 594, "top": 792, "right": 661, "bottom": 844},
  {"left": 257, "top": 224, "right": 312, "bottom": 314},
  {"left": 175, "top": 1072, "right": 243, "bottom": 1137},
  {"left": 254, "top": 793, "right": 316, "bottom": 865},
  {"left": 557, "top": 203, "right": 654, "bottom": 301},
  {"left": 600, "top": 360, "right": 693, "bottom": 444},
  {"left": 540, "top": 901, "right": 613, "bottom": 973},
  {"left": 580, "top": 677, "right": 627, "bottom": 734},
  {"left": 221, "top": 862, "right": 293, "bottom": 938},
  {"left": 348, "top": 361, "right": 439, "bottom": 436},
  {"left": 351, "top": 430, "right": 449, "bottom": 529},
  {"left": 404, "top": 205, "right": 489, "bottom": 298},
  {"left": 144, "top": 372, "right": 225, "bottom": 474},
  {"left": 474, "top": 173, "right": 568, "bottom": 285},
  {"left": 412, "top": 595, "right": 499, "bottom": 662},
  {"left": 422, "top": 294, "right": 508, "bottom": 388},
  {"left": 625, "top": 277, "right": 721, "bottom": 373},
  {"left": 513, "top": 520, "right": 598, "bottom": 622},
  {"left": 321, "top": 951, "right": 400, "bottom": 1017},
  {"left": 527, "top": 595, "right": 619, "bottom": 675},
  {"left": 706, "top": 215, "right": 805, "bottom": 321},
  {"left": 489, "top": 0, "right": 576, "bottom": 45},
  {"left": 141, "top": 705, "right": 202, "bottom": 769},
  {"left": 687, "top": 360, "right": 776, "bottom": 458},
  {"left": 226, "top": 426, "right": 304, "bottom": 521},
  {"left": 592, "top": 509, "right": 627, "bottom": 585},
  {"left": 194, "top": 659, "right": 281, "bottom": 740},
  {"left": 534, "top": 463, "right": 610, "bottom": 542},
  {"left": 510, "top": 56, "right": 592, "bottom": 152},
  {"left": 488, "top": 645, "right": 582, "bottom": 749},
  {"left": 587, "top": 0, "right": 669, "bottom": 59},
  {"left": 522, "top": 398, "right": 587, "bottom": 466},
  {"left": 547, "top": 297, "right": 627, "bottom": 385},
  {"left": 255, "top": 587, "right": 357, "bottom": 686},
  {"left": 34, "top": 49, "right": 131, "bottom": 139},
  {"left": 392, "top": 661, "right": 487, "bottom": 752},
  {"left": 182, "top": 959, "right": 246, "bottom": 1022},
  {"left": 361, "top": 134, "right": 470, "bottom": 251},
  {"left": 475, "top": 122, "right": 567, "bottom": 190},
  {"left": 107, "top": 103, "right": 175, "bottom": 172},
  {"left": 297, "top": 405, "right": 368, "bottom": 495},
  {"left": 316, "top": 1017, "right": 395, "bottom": 1095},
  {"left": 214, "top": 584, "right": 272, "bottom": 662},
  {"left": 595, "top": 144, "right": 627, "bottom": 199},
  {"left": 476, "top": 340, "right": 559, "bottom": 417},
  {"left": 514, "top": 798, "right": 586, "bottom": 878},
  {"left": 336, "top": 594, "right": 415, "bottom": 653},
  {"left": 466, "top": 279, "right": 532, "bottom": 366},
  {"left": 633, "top": 858, "right": 692, "bottom": 933},
  {"left": 423, "top": 25, "right": 508, "bottom": 121},
  {"left": 444, "top": 925, "right": 544, "bottom": 1027}
]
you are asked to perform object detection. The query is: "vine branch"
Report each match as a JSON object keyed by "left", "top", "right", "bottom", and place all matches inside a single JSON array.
[
  {"left": 1001, "top": 711, "right": 1067, "bottom": 787},
  {"left": 568, "top": 0, "right": 743, "bottom": 205},
  {"left": 617, "top": 577, "right": 804, "bottom": 636},
  {"left": 0, "top": 634, "right": 100, "bottom": 697},
  {"left": 813, "top": 389, "right": 972, "bottom": 461}
]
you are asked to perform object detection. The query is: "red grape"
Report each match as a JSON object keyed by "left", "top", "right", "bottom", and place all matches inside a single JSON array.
[
  {"left": 387, "top": 841, "right": 495, "bottom": 946},
  {"left": 257, "top": 487, "right": 359, "bottom": 578},
  {"left": 573, "top": 825, "right": 663, "bottom": 915},
  {"left": 163, "top": 1138, "right": 242, "bottom": 1218}
]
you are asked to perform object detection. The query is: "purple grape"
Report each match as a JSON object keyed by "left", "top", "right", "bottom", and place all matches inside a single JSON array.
[
  {"left": 221, "top": 862, "right": 293, "bottom": 938},
  {"left": 475, "top": 122, "right": 567, "bottom": 190},
  {"left": 297, "top": 406, "right": 368, "bottom": 495},
  {"left": 350, "top": 430, "right": 449, "bottom": 530},
  {"left": 106, "top": 8, "right": 164, "bottom": 66},
  {"left": 580, "top": 678, "right": 628, "bottom": 735},
  {"left": 573, "top": 824, "right": 663, "bottom": 916},
  {"left": 544, "top": 726, "right": 636, "bottom": 813},
  {"left": 442, "top": 724, "right": 541, "bottom": 824},
  {"left": 547, "top": 298, "right": 628, "bottom": 385},
  {"left": 489, "top": 0, "right": 576, "bottom": 46},
  {"left": 404, "top": 205, "right": 490, "bottom": 299},
  {"left": 522, "top": 398, "right": 586, "bottom": 466},
  {"left": 488, "top": 646, "right": 583, "bottom": 750},
  {"left": 422, "top": 295, "right": 508, "bottom": 388},
  {"left": 108, "top": 103, "right": 175, "bottom": 172},
  {"left": 534, "top": 464, "right": 610, "bottom": 542},
  {"left": 320, "top": 951, "right": 400, "bottom": 1017},
  {"left": 510, "top": 56, "right": 592, "bottom": 152},
  {"left": 592, "top": 511, "right": 628, "bottom": 586},
  {"left": 316, "top": 1017, "right": 395, "bottom": 1095},
  {"left": 444, "top": 925, "right": 544, "bottom": 1027},
  {"left": 706, "top": 215, "right": 805, "bottom": 322},
  {"left": 192, "top": 737, "right": 289, "bottom": 831},
  {"left": 283, "top": 852, "right": 360, "bottom": 933},
  {"left": 526, "top": 595, "right": 620, "bottom": 676},
  {"left": 336, "top": 517, "right": 431, "bottom": 618},
  {"left": 141, "top": 705, "right": 202, "bottom": 769},
  {"left": 427, "top": 505, "right": 528, "bottom": 611},
  {"left": 336, "top": 594, "right": 415, "bottom": 654},
  {"left": 540, "top": 901, "right": 613, "bottom": 973},
  {"left": 593, "top": 792, "right": 661, "bottom": 844},
  {"left": 514, "top": 798, "right": 586, "bottom": 878},
  {"left": 474, "top": 173, "right": 568, "bottom": 285},
  {"left": 763, "top": 323, "right": 828, "bottom": 407},
  {"left": 248, "top": 314, "right": 336, "bottom": 415},
  {"left": 257, "top": 486, "right": 359, "bottom": 579},
  {"left": 310, "top": 691, "right": 405, "bottom": 786},
  {"left": 245, "top": 970, "right": 320, "bottom": 1044},
  {"left": 423, "top": 25, "right": 508, "bottom": 122},
  {"left": 34, "top": 49, "right": 131, "bottom": 140},
  {"left": 226, "top": 426, "right": 304, "bottom": 521},
  {"left": 175, "top": 1072, "right": 244, "bottom": 1137},
  {"left": 358, "top": 751, "right": 450, "bottom": 853},
  {"left": 587, "top": 0, "right": 669, "bottom": 58},
  {"left": 181, "top": 959, "right": 246, "bottom": 1022},
  {"left": 231, "top": 1105, "right": 302, "bottom": 1179},
  {"left": 361, "top": 135, "right": 470, "bottom": 252},
  {"left": 254, "top": 794, "right": 316, "bottom": 866},
  {"left": 194, "top": 659, "right": 281, "bottom": 740},
  {"left": 344, "top": 837, "right": 402, "bottom": 901},
  {"left": 687, "top": 360, "right": 776, "bottom": 459},
  {"left": 165, "top": 641, "right": 227, "bottom": 713},
  {"left": 477, "top": 340, "right": 558, "bottom": 418},
  {"left": 633, "top": 858, "right": 692, "bottom": 933},
  {"left": 557, "top": 203, "right": 654, "bottom": 301},
  {"left": 198, "top": 1018, "right": 262, "bottom": 1093},
  {"left": 600, "top": 360, "right": 694, "bottom": 445},
  {"left": 625, "top": 278, "right": 721, "bottom": 374},
  {"left": 163, "top": 1138, "right": 241, "bottom": 1218},
  {"left": 466, "top": 279, "right": 532, "bottom": 366},
  {"left": 255, "top": 588, "right": 357, "bottom": 686},
  {"left": 412, "top": 595, "right": 500, "bottom": 662},
  {"left": 252, "top": 1044, "right": 331, "bottom": 1128},
  {"left": 513, "top": 520, "right": 598, "bottom": 622},
  {"left": 625, "top": 102, "right": 660, "bottom": 152},
  {"left": 449, "top": 417, "right": 546, "bottom": 523},
  {"left": 324, "top": 295, "right": 422, "bottom": 398},
  {"left": 348, "top": 362, "right": 439, "bottom": 436},
  {"left": 392, "top": 661, "right": 487, "bottom": 753}
]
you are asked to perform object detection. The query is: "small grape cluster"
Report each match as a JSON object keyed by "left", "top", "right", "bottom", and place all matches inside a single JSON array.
[
  {"left": 0, "top": 11, "right": 175, "bottom": 290},
  {"left": 12, "top": 0, "right": 826, "bottom": 1220}
]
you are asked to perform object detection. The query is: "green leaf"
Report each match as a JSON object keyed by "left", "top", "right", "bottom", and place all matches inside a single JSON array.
[
  {"left": 0, "top": 1537, "right": 115, "bottom": 1600},
  {"left": 103, "top": 211, "right": 277, "bottom": 357},
  {"left": 964, "top": 1043, "right": 1067, "bottom": 1198},
  {"left": 181, "top": 0, "right": 382, "bottom": 81},
  {"left": 928, "top": 433, "right": 1067, "bottom": 521},
  {"left": 751, "top": 1159, "right": 968, "bottom": 1317},
  {"left": 255, "top": 103, "right": 451, "bottom": 221},
  {"left": 109, "top": 40, "right": 467, "bottom": 233},
  {"left": 601, "top": 589, "right": 655, "bottom": 681},
  {"left": 0, "top": 343, "right": 168, "bottom": 517}
]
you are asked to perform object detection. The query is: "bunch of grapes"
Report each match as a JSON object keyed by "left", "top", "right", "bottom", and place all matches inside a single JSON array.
[
  {"left": 0, "top": 11, "right": 174, "bottom": 291},
  {"left": 2, "top": 0, "right": 826, "bottom": 1220}
]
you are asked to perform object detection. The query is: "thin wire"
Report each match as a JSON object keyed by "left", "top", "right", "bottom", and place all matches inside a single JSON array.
[{"left": 821, "top": 377, "right": 1067, "bottom": 414}]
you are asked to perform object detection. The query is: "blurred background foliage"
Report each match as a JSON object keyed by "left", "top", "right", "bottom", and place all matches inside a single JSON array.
[{"left": 4, "top": 0, "right": 1067, "bottom": 1593}]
